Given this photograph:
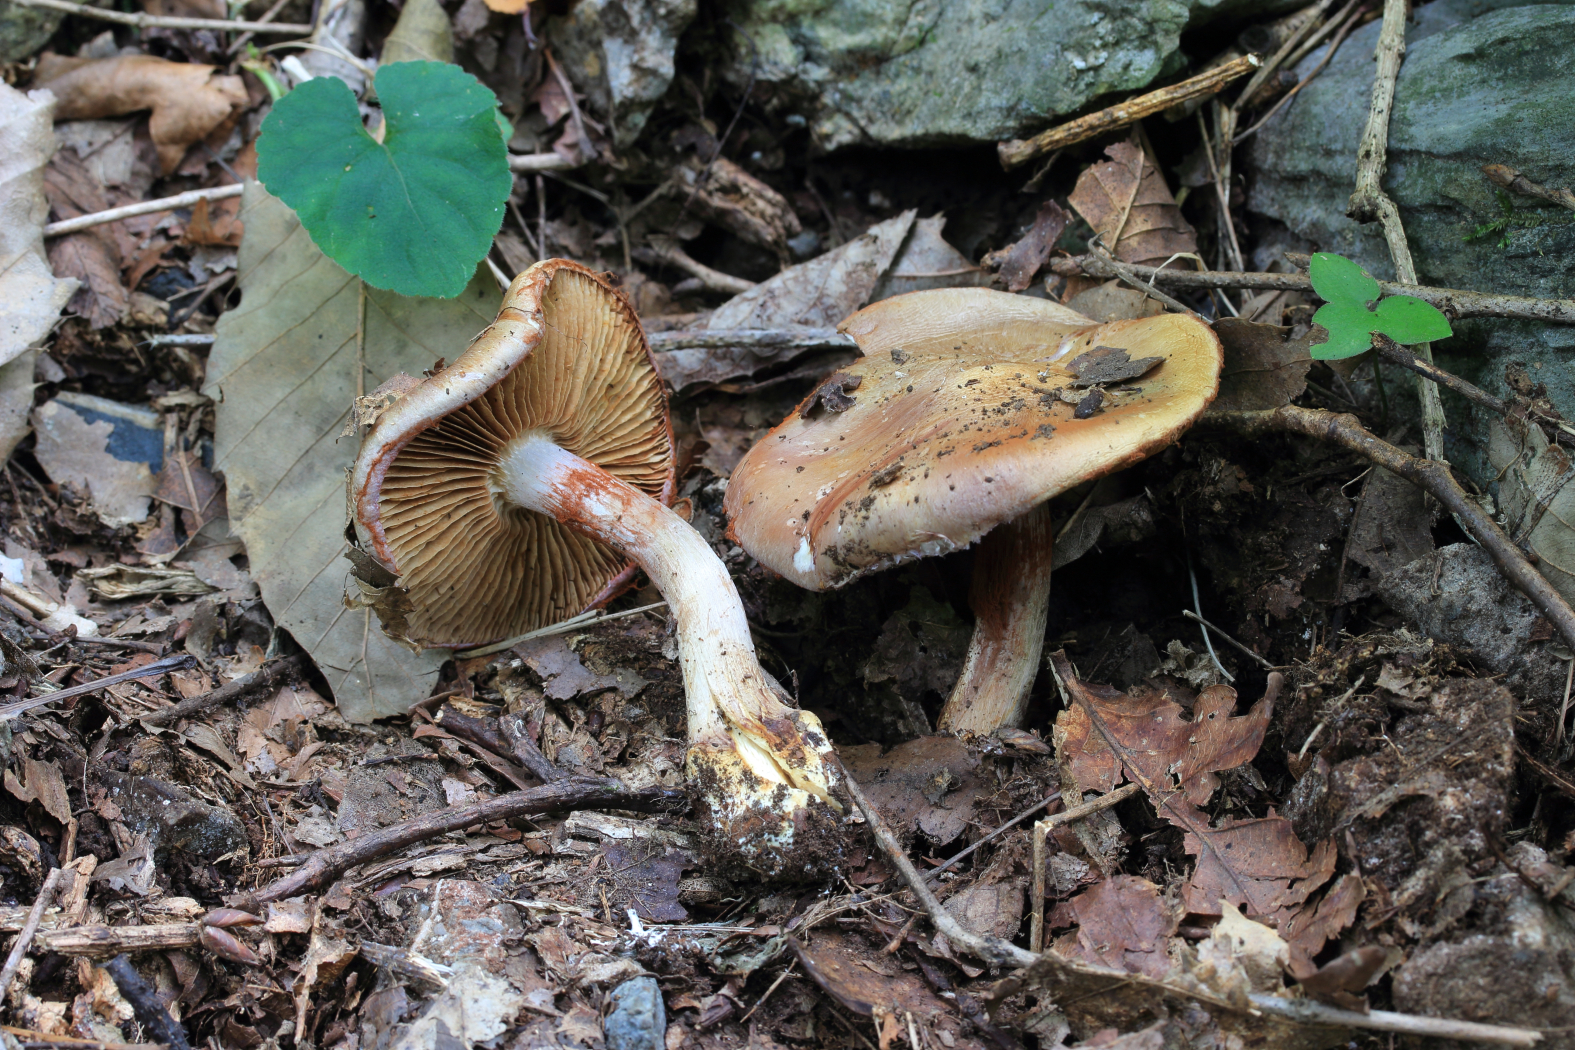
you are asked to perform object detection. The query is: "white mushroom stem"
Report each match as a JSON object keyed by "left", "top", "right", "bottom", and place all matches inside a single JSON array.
[
  {"left": 937, "top": 502, "right": 1054, "bottom": 735},
  {"left": 498, "top": 432, "right": 837, "bottom": 807}
]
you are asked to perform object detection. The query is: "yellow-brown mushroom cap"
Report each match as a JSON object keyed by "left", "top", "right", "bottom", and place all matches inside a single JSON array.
[
  {"left": 351, "top": 260, "right": 676, "bottom": 648},
  {"left": 724, "top": 287, "right": 1221, "bottom": 589}
]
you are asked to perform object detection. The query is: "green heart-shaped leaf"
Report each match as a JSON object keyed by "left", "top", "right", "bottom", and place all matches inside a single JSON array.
[
  {"left": 1373, "top": 294, "right": 1452, "bottom": 344},
  {"left": 256, "top": 61, "right": 510, "bottom": 299},
  {"left": 1310, "top": 302, "right": 1377, "bottom": 360},
  {"left": 1309, "top": 252, "right": 1380, "bottom": 307}
]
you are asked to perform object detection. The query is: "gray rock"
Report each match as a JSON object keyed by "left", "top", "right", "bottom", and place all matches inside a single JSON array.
[
  {"left": 548, "top": 0, "right": 696, "bottom": 148},
  {"left": 604, "top": 975, "right": 664, "bottom": 1050},
  {"left": 0, "top": 0, "right": 64, "bottom": 63},
  {"left": 1243, "top": 1, "right": 1575, "bottom": 476},
  {"left": 1393, "top": 844, "right": 1575, "bottom": 1050},
  {"left": 717, "top": 0, "right": 1302, "bottom": 151},
  {"left": 1375, "top": 542, "right": 1564, "bottom": 705}
]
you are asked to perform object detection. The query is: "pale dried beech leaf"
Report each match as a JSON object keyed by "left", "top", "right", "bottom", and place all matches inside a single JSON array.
[
  {"left": 1068, "top": 140, "right": 1197, "bottom": 268},
  {"left": 0, "top": 84, "right": 77, "bottom": 365},
  {"left": 1489, "top": 413, "right": 1575, "bottom": 608},
  {"left": 34, "top": 53, "right": 247, "bottom": 174},
  {"left": 205, "top": 184, "right": 501, "bottom": 720}
]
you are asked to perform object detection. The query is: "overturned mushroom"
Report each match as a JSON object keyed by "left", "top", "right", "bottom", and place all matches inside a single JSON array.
[
  {"left": 350, "top": 260, "right": 842, "bottom": 875},
  {"left": 726, "top": 287, "right": 1221, "bottom": 735}
]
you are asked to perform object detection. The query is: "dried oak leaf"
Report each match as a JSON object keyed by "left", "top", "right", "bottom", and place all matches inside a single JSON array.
[
  {"left": 34, "top": 53, "right": 247, "bottom": 174},
  {"left": 1051, "top": 657, "right": 1273, "bottom": 807},
  {"left": 982, "top": 199, "right": 1070, "bottom": 292},
  {"left": 1281, "top": 872, "right": 1365, "bottom": 979},
  {"left": 1210, "top": 318, "right": 1312, "bottom": 413},
  {"left": 1181, "top": 815, "right": 1337, "bottom": 922},
  {"left": 789, "top": 930, "right": 953, "bottom": 1022},
  {"left": 1068, "top": 140, "right": 1197, "bottom": 268},
  {"left": 1052, "top": 874, "right": 1177, "bottom": 979}
]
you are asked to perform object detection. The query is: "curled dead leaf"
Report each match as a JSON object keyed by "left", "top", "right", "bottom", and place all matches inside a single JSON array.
[
  {"left": 35, "top": 53, "right": 248, "bottom": 174},
  {"left": 1068, "top": 140, "right": 1197, "bottom": 268}
]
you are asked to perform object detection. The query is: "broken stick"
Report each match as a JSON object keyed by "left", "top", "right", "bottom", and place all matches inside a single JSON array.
[
  {"left": 249, "top": 777, "right": 687, "bottom": 903},
  {"left": 138, "top": 653, "right": 307, "bottom": 727},
  {"left": 998, "top": 54, "right": 1261, "bottom": 170}
]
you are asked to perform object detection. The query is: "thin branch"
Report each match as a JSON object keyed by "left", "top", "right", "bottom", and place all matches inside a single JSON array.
[
  {"left": 509, "top": 152, "right": 576, "bottom": 173},
  {"left": 1233, "top": 0, "right": 1338, "bottom": 108},
  {"left": 1482, "top": 163, "right": 1575, "bottom": 212},
  {"left": 647, "top": 328, "right": 856, "bottom": 354},
  {"left": 138, "top": 654, "right": 306, "bottom": 727},
  {"left": 0, "top": 868, "right": 66, "bottom": 998},
  {"left": 997, "top": 55, "right": 1260, "bottom": 170},
  {"left": 0, "top": 653, "right": 196, "bottom": 721},
  {"left": 841, "top": 768, "right": 1037, "bottom": 968},
  {"left": 45, "top": 184, "right": 244, "bottom": 238},
  {"left": 1235, "top": 0, "right": 1368, "bottom": 145},
  {"left": 1205, "top": 404, "right": 1575, "bottom": 653},
  {"left": 1085, "top": 239, "right": 1196, "bottom": 315},
  {"left": 1029, "top": 783, "right": 1141, "bottom": 950},
  {"left": 1180, "top": 610, "right": 1278, "bottom": 670},
  {"left": 1246, "top": 995, "right": 1541, "bottom": 1047},
  {"left": 640, "top": 237, "right": 755, "bottom": 295},
  {"left": 226, "top": 0, "right": 293, "bottom": 54},
  {"left": 1347, "top": 0, "right": 1446, "bottom": 462},
  {"left": 1056, "top": 255, "right": 1575, "bottom": 324},
  {"left": 249, "top": 778, "right": 687, "bottom": 904},
  {"left": 924, "top": 789, "right": 1063, "bottom": 884},
  {"left": 9, "top": 0, "right": 310, "bottom": 32}
]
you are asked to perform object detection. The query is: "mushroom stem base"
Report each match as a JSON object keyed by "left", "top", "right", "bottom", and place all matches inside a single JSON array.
[
  {"left": 937, "top": 502, "right": 1054, "bottom": 736},
  {"left": 497, "top": 433, "right": 845, "bottom": 873}
]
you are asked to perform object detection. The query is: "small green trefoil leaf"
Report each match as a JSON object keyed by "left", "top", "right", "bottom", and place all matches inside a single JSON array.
[
  {"left": 1309, "top": 251, "right": 1380, "bottom": 306},
  {"left": 256, "top": 61, "right": 511, "bottom": 299},
  {"left": 1373, "top": 295, "right": 1453, "bottom": 344},
  {"left": 1306, "top": 252, "right": 1453, "bottom": 360}
]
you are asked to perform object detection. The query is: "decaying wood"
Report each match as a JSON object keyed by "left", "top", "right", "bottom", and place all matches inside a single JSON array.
[
  {"left": 1057, "top": 255, "right": 1575, "bottom": 324},
  {"left": 138, "top": 653, "right": 307, "bottom": 727},
  {"left": 997, "top": 55, "right": 1261, "bottom": 170},
  {"left": 647, "top": 328, "right": 855, "bottom": 353},
  {"left": 0, "top": 868, "right": 65, "bottom": 997},
  {"left": 250, "top": 777, "right": 687, "bottom": 903},
  {"left": 34, "top": 923, "right": 202, "bottom": 957},
  {"left": 1206, "top": 404, "right": 1575, "bottom": 653},
  {"left": 1346, "top": 0, "right": 1447, "bottom": 462}
]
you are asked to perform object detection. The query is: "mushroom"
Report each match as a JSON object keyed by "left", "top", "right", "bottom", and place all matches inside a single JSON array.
[
  {"left": 350, "top": 260, "right": 842, "bottom": 874},
  {"left": 725, "top": 287, "right": 1222, "bottom": 735}
]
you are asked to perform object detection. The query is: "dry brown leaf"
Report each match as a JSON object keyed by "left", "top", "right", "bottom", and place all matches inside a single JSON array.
[
  {"left": 1281, "top": 872, "right": 1365, "bottom": 978},
  {"left": 3, "top": 754, "right": 72, "bottom": 824},
  {"left": 34, "top": 54, "right": 248, "bottom": 174},
  {"left": 1210, "top": 318, "right": 1313, "bottom": 413},
  {"left": 0, "top": 83, "right": 78, "bottom": 366},
  {"left": 153, "top": 448, "right": 224, "bottom": 533},
  {"left": 1051, "top": 875, "right": 1177, "bottom": 979},
  {"left": 1051, "top": 658, "right": 1273, "bottom": 808},
  {"left": 1181, "top": 816, "right": 1337, "bottom": 923},
  {"left": 1067, "top": 140, "right": 1197, "bottom": 268},
  {"left": 982, "top": 199, "right": 1070, "bottom": 292},
  {"left": 42, "top": 147, "right": 127, "bottom": 328},
  {"left": 840, "top": 735, "right": 989, "bottom": 847},
  {"left": 789, "top": 930, "right": 954, "bottom": 1022}
]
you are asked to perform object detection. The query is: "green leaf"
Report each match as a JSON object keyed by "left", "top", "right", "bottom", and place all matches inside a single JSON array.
[
  {"left": 1373, "top": 294, "right": 1453, "bottom": 344},
  {"left": 1310, "top": 302, "right": 1377, "bottom": 360},
  {"left": 1309, "top": 252, "right": 1380, "bottom": 306},
  {"left": 256, "top": 61, "right": 510, "bottom": 299}
]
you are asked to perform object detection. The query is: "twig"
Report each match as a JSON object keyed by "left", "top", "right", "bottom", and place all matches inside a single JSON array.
[
  {"left": 639, "top": 238, "right": 755, "bottom": 296},
  {"left": 44, "top": 185, "right": 245, "bottom": 239},
  {"left": 1028, "top": 783, "right": 1142, "bottom": 951},
  {"left": 1235, "top": 0, "right": 1368, "bottom": 145},
  {"left": 249, "top": 778, "right": 687, "bottom": 903},
  {"left": 500, "top": 712, "right": 564, "bottom": 783},
  {"left": 1347, "top": 0, "right": 1446, "bottom": 463},
  {"left": 1204, "top": 404, "right": 1575, "bottom": 653},
  {"left": 1200, "top": 106, "right": 1244, "bottom": 272},
  {"left": 1233, "top": 0, "right": 1338, "bottom": 108},
  {"left": 1245, "top": 994, "right": 1541, "bottom": 1047},
  {"left": 1369, "top": 333, "right": 1506, "bottom": 415},
  {"left": 9, "top": 0, "right": 311, "bottom": 32},
  {"left": 1055, "top": 255, "right": 1575, "bottom": 324},
  {"left": 0, "top": 868, "right": 66, "bottom": 998},
  {"left": 543, "top": 49, "right": 592, "bottom": 167},
  {"left": 138, "top": 654, "right": 306, "bottom": 727},
  {"left": 226, "top": 0, "right": 293, "bottom": 53},
  {"left": 647, "top": 329, "right": 856, "bottom": 354},
  {"left": 1180, "top": 610, "right": 1277, "bottom": 670},
  {"left": 454, "top": 600, "right": 668, "bottom": 659},
  {"left": 1482, "top": 163, "right": 1575, "bottom": 212},
  {"left": 0, "top": 1028, "right": 161, "bottom": 1050},
  {"left": 1085, "top": 239, "right": 1196, "bottom": 315},
  {"left": 841, "top": 768, "right": 1036, "bottom": 968},
  {"left": 69, "top": 636, "right": 164, "bottom": 655},
  {"left": 1187, "top": 552, "right": 1234, "bottom": 683},
  {"left": 101, "top": 955, "right": 191, "bottom": 1050},
  {"left": 0, "top": 652, "right": 195, "bottom": 721},
  {"left": 509, "top": 152, "right": 575, "bottom": 173},
  {"left": 923, "top": 790, "right": 1063, "bottom": 884},
  {"left": 997, "top": 55, "right": 1261, "bottom": 169}
]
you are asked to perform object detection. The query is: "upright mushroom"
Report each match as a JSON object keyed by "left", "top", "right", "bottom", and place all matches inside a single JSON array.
[
  {"left": 351, "top": 260, "right": 842, "bottom": 874},
  {"left": 725, "top": 287, "right": 1222, "bottom": 735}
]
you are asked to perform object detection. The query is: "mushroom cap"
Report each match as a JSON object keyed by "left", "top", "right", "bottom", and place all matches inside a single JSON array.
[
  {"left": 351, "top": 260, "right": 676, "bottom": 648},
  {"left": 724, "top": 287, "right": 1221, "bottom": 589}
]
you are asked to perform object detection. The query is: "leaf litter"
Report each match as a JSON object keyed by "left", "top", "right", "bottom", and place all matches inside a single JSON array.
[{"left": 0, "top": 6, "right": 1566, "bottom": 1048}]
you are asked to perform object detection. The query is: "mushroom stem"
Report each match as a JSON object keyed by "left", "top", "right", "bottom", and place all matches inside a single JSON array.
[
  {"left": 937, "top": 502, "right": 1054, "bottom": 735},
  {"left": 498, "top": 433, "right": 842, "bottom": 867}
]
